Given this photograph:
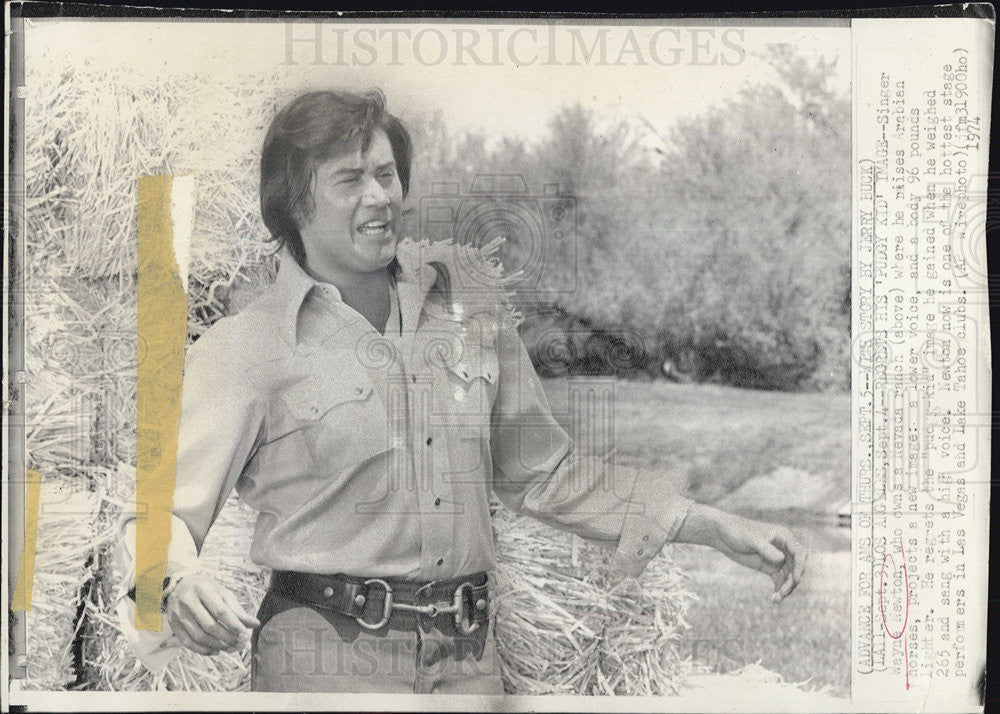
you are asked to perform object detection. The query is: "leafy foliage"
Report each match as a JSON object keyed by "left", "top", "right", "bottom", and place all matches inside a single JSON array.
[{"left": 408, "top": 49, "right": 849, "bottom": 391}]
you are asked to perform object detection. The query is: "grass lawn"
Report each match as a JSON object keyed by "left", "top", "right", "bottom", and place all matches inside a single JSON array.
[
  {"left": 542, "top": 378, "right": 851, "bottom": 507},
  {"left": 672, "top": 545, "right": 850, "bottom": 696},
  {"left": 542, "top": 378, "right": 851, "bottom": 696}
]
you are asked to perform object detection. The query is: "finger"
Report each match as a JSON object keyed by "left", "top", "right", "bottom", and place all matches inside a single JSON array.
[
  {"left": 767, "top": 552, "right": 795, "bottom": 602},
  {"left": 795, "top": 546, "right": 808, "bottom": 584},
  {"left": 171, "top": 621, "right": 217, "bottom": 656},
  {"left": 770, "top": 569, "right": 785, "bottom": 602},
  {"left": 771, "top": 530, "right": 804, "bottom": 564},
  {"left": 200, "top": 587, "right": 251, "bottom": 635},
  {"left": 186, "top": 617, "right": 233, "bottom": 651},
  {"left": 781, "top": 550, "right": 808, "bottom": 601},
  {"left": 756, "top": 538, "right": 786, "bottom": 568},
  {"left": 772, "top": 531, "right": 806, "bottom": 598},
  {"left": 777, "top": 561, "right": 798, "bottom": 600},
  {"left": 220, "top": 588, "right": 261, "bottom": 629},
  {"left": 179, "top": 599, "right": 240, "bottom": 649}
]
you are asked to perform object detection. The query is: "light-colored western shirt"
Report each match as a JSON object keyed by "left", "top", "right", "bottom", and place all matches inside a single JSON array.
[{"left": 119, "top": 251, "right": 694, "bottom": 659}]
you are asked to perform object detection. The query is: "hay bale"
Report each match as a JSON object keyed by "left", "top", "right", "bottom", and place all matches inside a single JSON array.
[
  {"left": 20, "top": 271, "right": 130, "bottom": 690},
  {"left": 26, "top": 275, "right": 137, "bottom": 465},
  {"left": 492, "top": 504, "right": 697, "bottom": 695},
  {"left": 17, "top": 475, "right": 117, "bottom": 691},
  {"left": 87, "top": 499, "right": 698, "bottom": 694},
  {"left": 25, "top": 62, "right": 280, "bottom": 284},
  {"left": 88, "top": 491, "right": 265, "bottom": 692},
  {"left": 21, "top": 59, "right": 707, "bottom": 695},
  {"left": 21, "top": 61, "right": 279, "bottom": 691}
]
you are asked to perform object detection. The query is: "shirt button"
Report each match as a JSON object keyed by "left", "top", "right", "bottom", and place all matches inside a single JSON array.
[
  {"left": 323, "top": 587, "right": 334, "bottom": 598},
  {"left": 436, "top": 557, "right": 444, "bottom": 566},
  {"left": 642, "top": 535, "right": 649, "bottom": 542},
  {"left": 426, "top": 437, "right": 433, "bottom": 446},
  {"left": 354, "top": 386, "right": 364, "bottom": 395},
  {"left": 434, "top": 497, "right": 441, "bottom": 506},
  {"left": 637, "top": 548, "right": 644, "bottom": 556}
]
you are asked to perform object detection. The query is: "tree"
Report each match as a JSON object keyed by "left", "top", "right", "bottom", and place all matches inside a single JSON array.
[{"left": 405, "top": 49, "right": 851, "bottom": 390}]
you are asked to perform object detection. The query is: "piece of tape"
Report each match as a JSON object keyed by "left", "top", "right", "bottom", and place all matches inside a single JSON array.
[
  {"left": 10, "top": 469, "right": 42, "bottom": 612},
  {"left": 135, "top": 175, "right": 190, "bottom": 630}
]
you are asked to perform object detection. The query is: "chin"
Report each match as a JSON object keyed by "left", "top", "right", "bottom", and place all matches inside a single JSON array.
[
  {"left": 350, "top": 236, "right": 397, "bottom": 271},
  {"left": 380, "top": 240, "right": 400, "bottom": 264},
  {"left": 364, "top": 246, "right": 397, "bottom": 272}
]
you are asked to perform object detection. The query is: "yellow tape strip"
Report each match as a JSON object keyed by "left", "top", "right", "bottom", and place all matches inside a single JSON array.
[
  {"left": 10, "top": 469, "right": 42, "bottom": 612},
  {"left": 135, "top": 176, "right": 187, "bottom": 630}
]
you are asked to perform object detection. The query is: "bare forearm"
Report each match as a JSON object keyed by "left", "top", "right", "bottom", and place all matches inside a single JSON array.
[
  {"left": 674, "top": 502, "right": 730, "bottom": 548},
  {"left": 672, "top": 501, "right": 808, "bottom": 602}
]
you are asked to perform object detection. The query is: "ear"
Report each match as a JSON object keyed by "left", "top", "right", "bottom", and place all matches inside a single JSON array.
[{"left": 290, "top": 170, "right": 317, "bottom": 229}]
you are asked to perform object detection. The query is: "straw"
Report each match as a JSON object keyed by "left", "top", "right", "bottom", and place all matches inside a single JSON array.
[
  {"left": 491, "top": 505, "right": 697, "bottom": 695},
  {"left": 21, "top": 60, "right": 716, "bottom": 695},
  {"left": 22, "top": 61, "right": 278, "bottom": 690}
]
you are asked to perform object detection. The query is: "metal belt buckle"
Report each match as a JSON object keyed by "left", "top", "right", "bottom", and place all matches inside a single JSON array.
[
  {"left": 356, "top": 578, "right": 393, "bottom": 630},
  {"left": 354, "top": 578, "right": 482, "bottom": 633},
  {"left": 452, "top": 581, "right": 479, "bottom": 635}
]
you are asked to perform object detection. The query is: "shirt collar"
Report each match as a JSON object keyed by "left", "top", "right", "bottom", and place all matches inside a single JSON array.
[
  {"left": 272, "top": 248, "right": 414, "bottom": 347},
  {"left": 272, "top": 248, "right": 326, "bottom": 346}
]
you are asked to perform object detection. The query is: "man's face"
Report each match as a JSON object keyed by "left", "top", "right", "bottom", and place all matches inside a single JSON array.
[{"left": 297, "top": 129, "right": 404, "bottom": 277}]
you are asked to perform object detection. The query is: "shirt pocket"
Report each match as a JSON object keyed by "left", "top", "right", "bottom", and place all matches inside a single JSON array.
[
  {"left": 271, "top": 366, "right": 390, "bottom": 471},
  {"left": 281, "top": 373, "right": 373, "bottom": 421},
  {"left": 443, "top": 342, "right": 500, "bottom": 415},
  {"left": 450, "top": 342, "right": 499, "bottom": 385}
]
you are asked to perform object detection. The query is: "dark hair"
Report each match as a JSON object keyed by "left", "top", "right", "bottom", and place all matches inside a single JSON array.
[{"left": 260, "top": 89, "right": 412, "bottom": 265}]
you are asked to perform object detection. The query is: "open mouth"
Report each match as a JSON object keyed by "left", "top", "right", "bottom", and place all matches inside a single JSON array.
[{"left": 357, "top": 220, "right": 393, "bottom": 237}]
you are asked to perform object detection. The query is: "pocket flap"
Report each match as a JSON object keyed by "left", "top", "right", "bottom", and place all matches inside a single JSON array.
[
  {"left": 450, "top": 345, "right": 499, "bottom": 385},
  {"left": 282, "top": 373, "right": 374, "bottom": 421}
]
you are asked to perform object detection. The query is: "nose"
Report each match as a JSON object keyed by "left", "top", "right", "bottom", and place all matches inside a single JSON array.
[{"left": 361, "top": 177, "right": 391, "bottom": 208}]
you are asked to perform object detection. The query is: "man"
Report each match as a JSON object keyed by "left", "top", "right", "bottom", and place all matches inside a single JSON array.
[{"left": 120, "top": 89, "right": 805, "bottom": 693}]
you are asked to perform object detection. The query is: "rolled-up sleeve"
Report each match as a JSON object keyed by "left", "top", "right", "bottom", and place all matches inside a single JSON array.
[{"left": 489, "top": 325, "right": 694, "bottom": 577}]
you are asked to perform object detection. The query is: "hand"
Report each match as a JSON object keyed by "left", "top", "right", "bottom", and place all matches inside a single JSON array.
[
  {"left": 164, "top": 574, "right": 260, "bottom": 655},
  {"left": 676, "top": 504, "right": 807, "bottom": 602},
  {"left": 713, "top": 511, "right": 807, "bottom": 603}
]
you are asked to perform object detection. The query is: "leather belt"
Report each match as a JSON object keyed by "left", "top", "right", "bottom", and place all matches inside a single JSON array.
[{"left": 269, "top": 570, "right": 490, "bottom": 634}]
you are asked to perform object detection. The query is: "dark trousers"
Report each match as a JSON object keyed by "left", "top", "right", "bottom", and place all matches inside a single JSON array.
[{"left": 250, "top": 588, "right": 504, "bottom": 694}]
